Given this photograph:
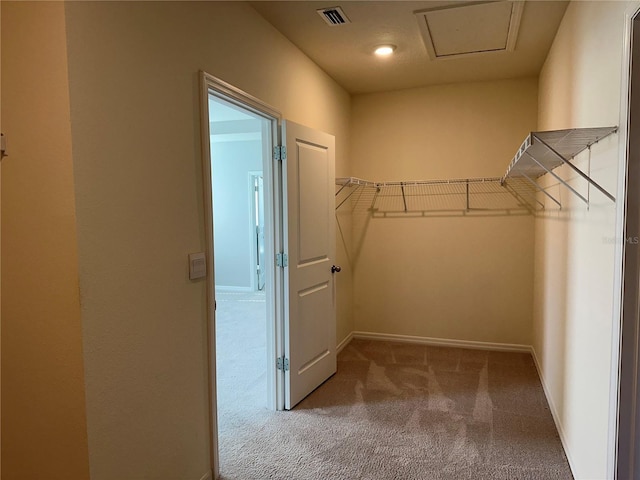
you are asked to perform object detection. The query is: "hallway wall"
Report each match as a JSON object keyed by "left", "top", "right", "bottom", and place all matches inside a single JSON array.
[
  {"left": 63, "top": 2, "right": 351, "bottom": 479},
  {"left": 1, "top": 2, "right": 90, "bottom": 478}
]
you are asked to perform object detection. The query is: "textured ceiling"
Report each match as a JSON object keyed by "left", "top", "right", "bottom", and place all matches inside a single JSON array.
[
  {"left": 417, "top": 1, "right": 521, "bottom": 58},
  {"left": 250, "top": 1, "right": 569, "bottom": 94}
]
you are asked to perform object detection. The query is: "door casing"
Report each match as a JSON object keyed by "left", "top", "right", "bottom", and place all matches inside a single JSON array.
[
  {"left": 614, "top": 6, "right": 640, "bottom": 479},
  {"left": 200, "top": 72, "right": 284, "bottom": 479}
]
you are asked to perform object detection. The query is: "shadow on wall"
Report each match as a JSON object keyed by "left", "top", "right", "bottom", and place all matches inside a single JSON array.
[
  {"left": 336, "top": 186, "right": 373, "bottom": 269},
  {"left": 533, "top": 203, "right": 569, "bottom": 432}
]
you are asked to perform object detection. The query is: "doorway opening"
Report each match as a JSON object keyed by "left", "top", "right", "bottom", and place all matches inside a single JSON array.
[
  {"left": 201, "top": 72, "right": 338, "bottom": 479},
  {"left": 207, "top": 92, "right": 278, "bottom": 475}
]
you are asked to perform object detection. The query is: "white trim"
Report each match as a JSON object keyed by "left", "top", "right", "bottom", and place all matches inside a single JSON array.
[
  {"left": 351, "top": 331, "right": 531, "bottom": 353},
  {"left": 202, "top": 72, "right": 281, "bottom": 122},
  {"left": 199, "top": 470, "right": 213, "bottom": 480},
  {"left": 336, "top": 332, "right": 353, "bottom": 354},
  {"left": 200, "top": 70, "right": 283, "bottom": 480},
  {"left": 210, "top": 132, "right": 261, "bottom": 143},
  {"left": 610, "top": 4, "right": 640, "bottom": 478},
  {"left": 531, "top": 346, "right": 578, "bottom": 479},
  {"left": 214, "top": 285, "right": 253, "bottom": 293},
  {"left": 199, "top": 71, "right": 220, "bottom": 480}
]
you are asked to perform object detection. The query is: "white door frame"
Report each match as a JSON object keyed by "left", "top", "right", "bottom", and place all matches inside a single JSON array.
[
  {"left": 612, "top": 5, "right": 640, "bottom": 479},
  {"left": 199, "top": 71, "right": 284, "bottom": 479}
]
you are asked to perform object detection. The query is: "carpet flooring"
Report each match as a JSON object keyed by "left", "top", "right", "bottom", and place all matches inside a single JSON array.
[
  {"left": 215, "top": 295, "right": 572, "bottom": 479},
  {"left": 215, "top": 290, "right": 267, "bottom": 419}
]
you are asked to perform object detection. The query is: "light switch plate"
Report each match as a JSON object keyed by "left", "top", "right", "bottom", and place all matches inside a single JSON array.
[{"left": 189, "top": 252, "right": 206, "bottom": 280}]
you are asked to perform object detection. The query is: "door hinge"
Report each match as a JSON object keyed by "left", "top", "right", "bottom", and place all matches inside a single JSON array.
[
  {"left": 276, "top": 252, "right": 288, "bottom": 268},
  {"left": 276, "top": 356, "right": 290, "bottom": 371},
  {"left": 273, "top": 145, "right": 287, "bottom": 161}
]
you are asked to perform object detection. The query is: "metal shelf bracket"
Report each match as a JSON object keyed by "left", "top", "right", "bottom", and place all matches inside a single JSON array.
[
  {"left": 532, "top": 132, "right": 616, "bottom": 203},
  {"left": 502, "top": 126, "right": 618, "bottom": 208}
]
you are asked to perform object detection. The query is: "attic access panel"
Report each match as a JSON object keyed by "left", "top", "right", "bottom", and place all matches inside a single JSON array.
[{"left": 415, "top": 1, "right": 524, "bottom": 60}]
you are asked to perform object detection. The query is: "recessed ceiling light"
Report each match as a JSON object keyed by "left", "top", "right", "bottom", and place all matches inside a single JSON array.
[{"left": 374, "top": 45, "right": 396, "bottom": 56}]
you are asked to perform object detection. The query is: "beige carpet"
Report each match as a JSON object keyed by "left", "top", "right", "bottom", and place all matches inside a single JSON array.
[
  {"left": 215, "top": 290, "right": 267, "bottom": 420},
  {"left": 216, "top": 302, "right": 572, "bottom": 479}
]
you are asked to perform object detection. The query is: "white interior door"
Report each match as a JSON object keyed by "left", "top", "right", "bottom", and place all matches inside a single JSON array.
[{"left": 282, "top": 120, "right": 337, "bottom": 409}]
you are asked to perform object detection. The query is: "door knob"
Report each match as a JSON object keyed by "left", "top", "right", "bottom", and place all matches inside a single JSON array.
[{"left": 331, "top": 265, "right": 341, "bottom": 273}]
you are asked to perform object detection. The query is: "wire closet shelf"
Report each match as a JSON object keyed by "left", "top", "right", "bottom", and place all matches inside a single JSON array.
[
  {"left": 337, "top": 126, "right": 618, "bottom": 215},
  {"left": 336, "top": 176, "right": 535, "bottom": 216}
]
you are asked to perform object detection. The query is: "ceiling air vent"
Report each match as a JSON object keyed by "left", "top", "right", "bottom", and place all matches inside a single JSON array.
[{"left": 317, "top": 6, "right": 351, "bottom": 26}]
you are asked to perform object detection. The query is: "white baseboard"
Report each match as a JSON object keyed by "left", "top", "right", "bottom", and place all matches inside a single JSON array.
[
  {"left": 351, "top": 331, "right": 531, "bottom": 353},
  {"left": 336, "top": 332, "right": 354, "bottom": 354},
  {"left": 530, "top": 347, "right": 577, "bottom": 479},
  {"left": 199, "top": 470, "right": 213, "bottom": 480}
]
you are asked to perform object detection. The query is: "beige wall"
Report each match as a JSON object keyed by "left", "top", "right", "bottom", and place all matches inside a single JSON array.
[
  {"left": 350, "top": 78, "right": 537, "bottom": 345},
  {"left": 534, "top": 1, "right": 637, "bottom": 478},
  {"left": 63, "top": 2, "right": 351, "bottom": 479},
  {"left": 10, "top": 2, "right": 634, "bottom": 480},
  {"left": 1, "top": 2, "right": 90, "bottom": 479}
]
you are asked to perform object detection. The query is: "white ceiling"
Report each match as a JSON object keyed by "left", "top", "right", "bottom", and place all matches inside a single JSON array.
[
  {"left": 250, "top": 1, "right": 569, "bottom": 94},
  {"left": 209, "top": 96, "right": 262, "bottom": 142},
  {"left": 209, "top": 96, "right": 257, "bottom": 122}
]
